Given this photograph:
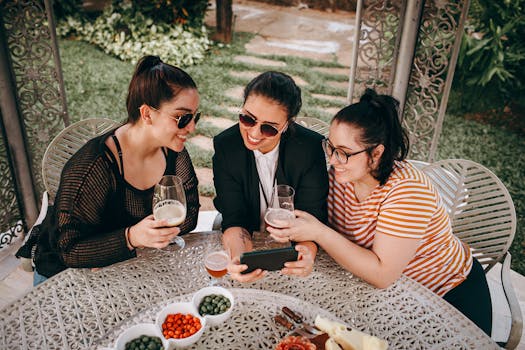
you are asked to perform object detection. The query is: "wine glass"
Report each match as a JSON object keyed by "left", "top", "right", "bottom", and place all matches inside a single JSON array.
[
  {"left": 153, "top": 175, "right": 186, "bottom": 249},
  {"left": 264, "top": 184, "right": 295, "bottom": 248},
  {"left": 204, "top": 250, "right": 230, "bottom": 286}
]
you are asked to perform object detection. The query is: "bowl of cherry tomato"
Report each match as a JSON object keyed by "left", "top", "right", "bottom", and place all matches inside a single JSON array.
[{"left": 155, "top": 302, "right": 206, "bottom": 348}]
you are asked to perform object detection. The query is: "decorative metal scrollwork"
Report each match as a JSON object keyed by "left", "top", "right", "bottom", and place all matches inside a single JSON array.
[
  {"left": 351, "top": 0, "right": 469, "bottom": 161},
  {"left": 0, "top": 129, "right": 22, "bottom": 237},
  {"left": 1, "top": 0, "right": 68, "bottom": 195},
  {"left": 403, "top": 0, "right": 466, "bottom": 161},
  {"left": 352, "top": 0, "right": 403, "bottom": 102},
  {"left": 0, "top": 220, "right": 24, "bottom": 249}
]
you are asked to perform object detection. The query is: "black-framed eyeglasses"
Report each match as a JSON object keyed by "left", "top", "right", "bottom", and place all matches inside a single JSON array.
[
  {"left": 150, "top": 106, "right": 200, "bottom": 129},
  {"left": 238, "top": 113, "right": 285, "bottom": 137},
  {"left": 322, "top": 138, "right": 374, "bottom": 164}
]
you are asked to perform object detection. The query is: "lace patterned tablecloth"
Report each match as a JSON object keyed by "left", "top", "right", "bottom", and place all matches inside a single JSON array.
[
  {"left": 96, "top": 288, "right": 344, "bottom": 349},
  {"left": 0, "top": 231, "right": 499, "bottom": 349}
]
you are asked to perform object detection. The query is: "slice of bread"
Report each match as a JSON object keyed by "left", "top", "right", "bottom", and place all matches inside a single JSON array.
[
  {"left": 314, "top": 315, "right": 346, "bottom": 336},
  {"left": 314, "top": 315, "right": 388, "bottom": 350},
  {"left": 333, "top": 329, "right": 388, "bottom": 350},
  {"left": 325, "top": 337, "right": 343, "bottom": 350}
]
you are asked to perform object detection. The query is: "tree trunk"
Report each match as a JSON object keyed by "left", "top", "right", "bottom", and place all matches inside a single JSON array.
[{"left": 215, "top": 0, "right": 233, "bottom": 43}]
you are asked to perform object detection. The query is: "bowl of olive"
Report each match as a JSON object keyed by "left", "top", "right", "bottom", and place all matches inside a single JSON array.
[
  {"left": 115, "top": 323, "right": 167, "bottom": 350},
  {"left": 192, "top": 286, "right": 234, "bottom": 327}
]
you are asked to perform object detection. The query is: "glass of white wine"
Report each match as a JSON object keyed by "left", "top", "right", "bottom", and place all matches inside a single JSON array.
[{"left": 153, "top": 175, "right": 186, "bottom": 249}]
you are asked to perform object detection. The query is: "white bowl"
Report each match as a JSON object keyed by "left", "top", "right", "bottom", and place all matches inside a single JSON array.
[
  {"left": 192, "top": 286, "right": 234, "bottom": 327},
  {"left": 114, "top": 323, "right": 167, "bottom": 350},
  {"left": 155, "top": 302, "right": 206, "bottom": 349}
]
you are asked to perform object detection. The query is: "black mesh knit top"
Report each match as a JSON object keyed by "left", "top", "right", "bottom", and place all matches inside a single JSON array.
[{"left": 34, "top": 128, "right": 199, "bottom": 277}]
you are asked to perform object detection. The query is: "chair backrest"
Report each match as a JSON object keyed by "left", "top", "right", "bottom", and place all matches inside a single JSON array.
[
  {"left": 422, "top": 159, "right": 517, "bottom": 272},
  {"left": 42, "top": 118, "right": 121, "bottom": 200},
  {"left": 407, "top": 159, "right": 429, "bottom": 170},
  {"left": 295, "top": 117, "right": 329, "bottom": 137}
]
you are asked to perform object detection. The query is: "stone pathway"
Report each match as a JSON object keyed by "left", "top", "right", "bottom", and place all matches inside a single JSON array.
[{"left": 192, "top": 0, "right": 354, "bottom": 210}]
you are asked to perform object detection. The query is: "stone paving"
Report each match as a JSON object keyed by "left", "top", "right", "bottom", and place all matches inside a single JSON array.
[{"left": 192, "top": 0, "right": 354, "bottom": 210}]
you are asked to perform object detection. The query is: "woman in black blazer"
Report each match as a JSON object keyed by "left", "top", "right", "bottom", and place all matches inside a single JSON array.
[{"left": 213, "top": 71, "right": 328, "bottom": 282}]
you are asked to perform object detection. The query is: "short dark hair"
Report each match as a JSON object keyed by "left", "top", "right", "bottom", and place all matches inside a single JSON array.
[
  {"left": 333, "top": 88, "right": 409, "bottom": 185},
  {"left": 126, "top": 55, "right": 197, "bottom": 123},
  {"left": 243, "top": 71, "right": 302, "bottom": 120}
]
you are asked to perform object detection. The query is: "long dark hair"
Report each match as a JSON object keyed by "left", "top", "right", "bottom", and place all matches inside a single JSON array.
[
  {"left": 126, "top": 55, "right": 197, "bottom": 124},
  {"left": 243, "top": 71, "right": 302, "bottom": 120},
  {"left": 333, "top": 88, "right": 409, "bottom": 185}
]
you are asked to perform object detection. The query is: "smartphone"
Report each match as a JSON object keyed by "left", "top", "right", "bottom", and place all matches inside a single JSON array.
[{"left": 240, "top": 246, "right": 298, "bottom": 274}]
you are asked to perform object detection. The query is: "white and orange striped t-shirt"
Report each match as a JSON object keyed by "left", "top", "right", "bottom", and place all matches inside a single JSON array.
[{"left": 327, "top": 160, "right": 472, "bottom": 296}]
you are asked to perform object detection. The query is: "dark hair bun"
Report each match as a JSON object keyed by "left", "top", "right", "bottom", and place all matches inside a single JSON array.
[
  {"left": 136, "top": 55, "right": 163, "bottom": 75},
  {"left": 360, "top": 88, "right": 400, "bottom": 113},
  {"left": 360, "top": 88, "right": 378, "bottom": 103}
]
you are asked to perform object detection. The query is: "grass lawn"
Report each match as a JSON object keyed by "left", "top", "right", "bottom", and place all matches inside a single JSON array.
[{"left": 59, "top": 36, "right": 525, "bottom": 275}]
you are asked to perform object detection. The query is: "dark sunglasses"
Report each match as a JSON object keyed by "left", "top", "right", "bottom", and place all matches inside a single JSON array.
[
  {"left": 149, "top": 105, "right": 200, "bottom": 129},
  {"left": 238, "top": 113, "right": 281, "bottom": 137},
  {"left": 172, "top": 112, "right": 201, "bottom": 129}
]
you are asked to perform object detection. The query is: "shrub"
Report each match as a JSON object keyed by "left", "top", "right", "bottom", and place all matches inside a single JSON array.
[
  {"left": 56, "top": 2, "right": 211, "bottom": 66},
  {"left": 125, "top": 0, "right": 209, "bottom": 27},
  {"left": 53, "top": 0, "right": 84, "bottom": 20},
  {"left": 451, "top": 0, "right": 525, "bottom": 113}
]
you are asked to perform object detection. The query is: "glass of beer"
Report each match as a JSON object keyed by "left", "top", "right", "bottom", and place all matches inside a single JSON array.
[
  {"left": 204, "top": 250, "right": 229, "bottom": 286},
  {"left": 264, "top": 184, "right": 295, "bottom": 247},
  {"left": 153, "top": 175, "right": 187, "bottom": 249}
]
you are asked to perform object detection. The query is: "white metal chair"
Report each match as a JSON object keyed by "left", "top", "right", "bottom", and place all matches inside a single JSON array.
[
  {"left": 423, "top": 159, "right": 522, "bottom": 349},
  {"left": 295, "top": 116, "right": 329, "bottom": 137},
  {"left": 15, "top": 119, "right": 119, "bottom": 272},
  {"left": 42, "top": 118, "right": 120, "bottom": 200},
  {"left": 407, "top": 159, "right": 429, "bottom": 170}
]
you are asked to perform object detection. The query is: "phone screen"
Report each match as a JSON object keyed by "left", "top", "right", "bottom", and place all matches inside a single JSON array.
[{"left": 240, "top": 246, "right": 298, "bottom": 274}]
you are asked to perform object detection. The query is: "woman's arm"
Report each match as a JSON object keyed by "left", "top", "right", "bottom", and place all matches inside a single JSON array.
[
  {"left": 316, "top": 224, "right": 420, "bottom": 288},
  {"left": 269, "top": 210, "right": 420, "bottom": 288},
  {"left": 222, "top": 226, "right": 253, "bottom": 259},
  {"left": 270, "top": 180, "right": 436, "bottom": 288},
  {"left": 222, "top": 226, "right": 267, "bottom": 282}
]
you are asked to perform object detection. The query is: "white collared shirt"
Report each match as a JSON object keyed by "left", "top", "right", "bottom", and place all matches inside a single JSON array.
[{"left": 254, "top": 143, "right": 280, "bottom": 231}]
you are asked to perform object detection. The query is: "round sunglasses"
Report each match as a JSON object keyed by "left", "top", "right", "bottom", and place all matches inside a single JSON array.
[
  {"left": 238, "top": 113, "right": 283, "bottom": 137},
  {"left": 172, "top": 112, "right": 201, "bottom": 129},
  {"left": 150, "top": 106, "right": 200, "bottom": 129}
]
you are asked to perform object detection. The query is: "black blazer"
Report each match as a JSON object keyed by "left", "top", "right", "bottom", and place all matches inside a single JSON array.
[{"left": 213, "top": 123, "right": 328, "bottom": 233}]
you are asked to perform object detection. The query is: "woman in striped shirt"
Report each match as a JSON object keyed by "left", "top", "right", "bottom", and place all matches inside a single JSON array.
[{"left": 268, "top": 89, "right": 492, "bottom": 335}]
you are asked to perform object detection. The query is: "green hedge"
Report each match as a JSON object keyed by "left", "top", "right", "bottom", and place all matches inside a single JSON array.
[
  {"left": 450, "top": 0, "right": 525, "bottom": 113},
  {"left": 56, "top": 1, "right": 211, "bottom": 66}
]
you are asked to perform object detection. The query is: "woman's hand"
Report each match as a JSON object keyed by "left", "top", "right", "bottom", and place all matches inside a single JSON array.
[
  {"left": 281, "top": 242, "right": 317, "bottom": 277},
  {"left": 227, "top": 255, "right": 266, "bottom": 283},
  {"left": 128, "top": 215, "right": 181, "bottom": 249},
  {"left": 268, "top": 210, "right": 325, "bottom": 243}
]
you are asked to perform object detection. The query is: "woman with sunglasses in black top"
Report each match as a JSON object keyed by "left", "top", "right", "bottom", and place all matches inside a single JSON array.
[
  {"left": 213, "top": 71, "right": 329, "bottom": 283},
  {"left": 24, "top": 56, "right": 200, "bottom": 285}
]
